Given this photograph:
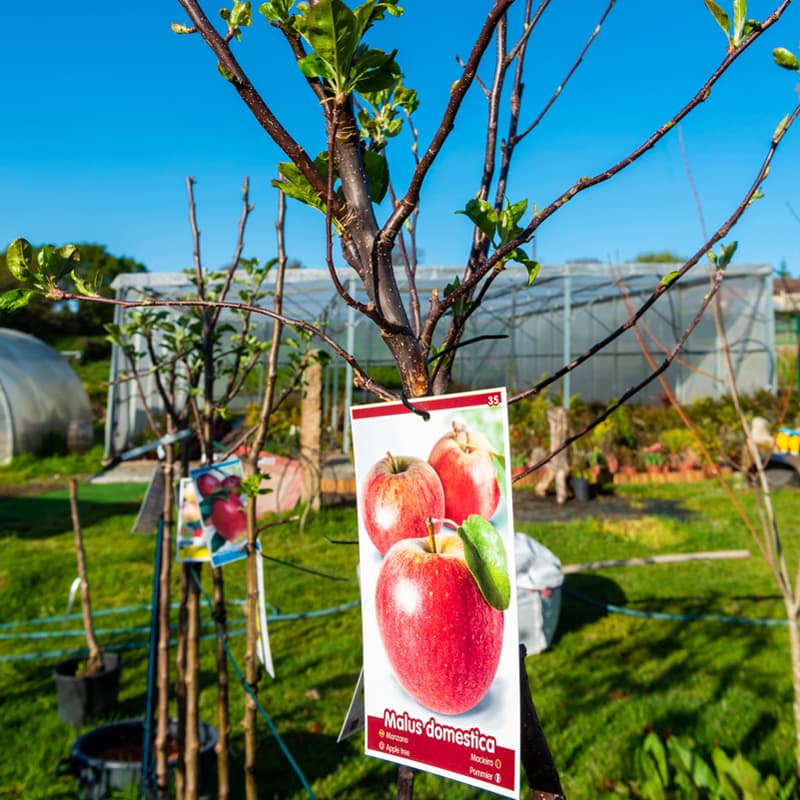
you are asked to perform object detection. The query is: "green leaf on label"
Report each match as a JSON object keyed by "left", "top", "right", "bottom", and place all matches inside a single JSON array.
[
  {"left": 491, "top": 451, "right": 506, "bottom": 502},
  {"left": 457, "top": 515, "right": 510, "bottom": 611}
]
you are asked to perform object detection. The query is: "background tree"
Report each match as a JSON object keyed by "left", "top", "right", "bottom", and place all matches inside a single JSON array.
[{"left": 630, "top": 250, "right": 688, "bottom": 264}]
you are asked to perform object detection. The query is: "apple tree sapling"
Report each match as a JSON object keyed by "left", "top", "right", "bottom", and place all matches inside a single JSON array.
[
  {"left": 375, "top": 515, "right": 510, "bottom": 715},
  {"left": 360, "top": 452, "right": 445, "bottom": 555}
]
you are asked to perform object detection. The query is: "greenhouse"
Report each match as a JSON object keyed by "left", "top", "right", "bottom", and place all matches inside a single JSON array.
[
  {"left": 105, "top": 262, "right": 775, "bottom": 459},
  {"left": 0, "top": 328, "right": 93, "bottom": 465}
]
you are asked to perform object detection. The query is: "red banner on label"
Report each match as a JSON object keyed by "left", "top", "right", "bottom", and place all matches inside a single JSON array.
[
  {"left": 367, "top": 713, "right": 516, "bottom": 791},
  {"left": 351, "top": 390, "right": 504, "bottom": 420}
]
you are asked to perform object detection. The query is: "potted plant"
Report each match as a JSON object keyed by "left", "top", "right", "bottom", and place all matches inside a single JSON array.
[
  {"left": 569, "top": 450, "right": 595, "bottom": 501},
  {"left": 662, "top": 428, "right": 697, "bottom": 471},
  {"left": 642, "top": 443, "right": 666, "bottom": 476},
  {"left": 53, "top": 478, "right": 122, "bottom": 728}
]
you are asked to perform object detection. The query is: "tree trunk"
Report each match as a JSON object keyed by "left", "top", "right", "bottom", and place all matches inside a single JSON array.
[
  {"left": 184, "top": 564, "right": 201, "bottom": 799},
  {"left": 535, "top": 407, "right": 569, "bottom": 504},
  {"left": 175, "top": 565, "right": 188, "bottom": 800},
  {"left": 300, "top": 352, "right": 323, "bottom": 511},
  {"left": 68, "top": 478, "right": 103, "bottom": 675},
  {"left": 213, "top": 566, "right": 231, "bottom": 799},
  {"left": 243, "top": 502, "right": 260, "bottom": 800},
  {"left": 785, "top": 600, "right": 800, "bottom": 778},
  {"left": 156, "top": 456, "right": 175, "bottom": 797}
]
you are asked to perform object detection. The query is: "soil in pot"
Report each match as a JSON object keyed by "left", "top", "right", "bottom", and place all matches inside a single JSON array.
[
  {"left": 58, "top": 717, "right": 217, "bottom": 800},
  {"left": 54, "top": 652, "right": 122, "bottom": 728}
]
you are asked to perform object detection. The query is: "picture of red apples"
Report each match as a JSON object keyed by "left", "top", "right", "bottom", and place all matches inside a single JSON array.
[
  {"left": 195, "top": 472, "right": 222, "bottom": 498},
  {"left": 374, "top": 518, "right": 509, "bottom": 715},
  {"left": 428, "top": 420, "right": 501, "bottom": 525},
  {"left": 221, "top": 474, "right": 242, "bottom": 491},
  {"left": 360, "top": 452, "right": 445, "bottom": 555},
  {"left": 210, "top": 492, "right": 247, "bottom": 542}
]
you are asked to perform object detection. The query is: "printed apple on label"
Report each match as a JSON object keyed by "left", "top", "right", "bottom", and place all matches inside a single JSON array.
[
  {"left": 210, "top": 491, "right": 247, "bottom": 542},
  {"left": 375, "top": 514, "right": 510, "bottom": 715},
  {"left": 360, "top": 452, "right": 445, "bottom": 555},
  {"left": 196, "top": 472, "right": 222, "bottom": 498},
  {"left": 428, "top": 420, "right": 502, "bottom": 525}
]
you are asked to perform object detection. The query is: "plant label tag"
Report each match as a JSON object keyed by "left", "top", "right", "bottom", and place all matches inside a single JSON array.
[
  {"left": 176, "top": 478, "right": 211, "bottom": 563},
  {"left": 132, "top": 467, "right": 165, "bottom": 535},
  {"left": 337, "top": 668, "right": 365, "bottom": 742},
  {"left": 189, "top": 458, "right": 249, "bottom": 568},
  {"left": 350, "top": 387, "right": 521, "bottom": 798},
  {"left": 256, "top": 547, "right": 275, "bottom": 678}
]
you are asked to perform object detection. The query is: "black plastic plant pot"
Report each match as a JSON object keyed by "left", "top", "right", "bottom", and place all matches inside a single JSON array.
[
  {"left": 53, "top": 652, "right": 123, "bottom": 728},
  {"left": 571, "top": 476, "right": 594, "bottom": 502},
  {"left": 56, "top": 717, "right": 218, "bottom": 800}
]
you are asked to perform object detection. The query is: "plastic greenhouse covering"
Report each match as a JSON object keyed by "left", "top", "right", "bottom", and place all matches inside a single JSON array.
[
  {"left": 0, "top": 328, "right": 93, "bottom": 465},
  {"left": 105, "top": 262, "right": 775, "bottom": 459}
]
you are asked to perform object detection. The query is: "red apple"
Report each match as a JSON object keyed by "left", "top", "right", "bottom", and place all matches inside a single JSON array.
[
  {"left": 210, "top": 492, "right": 247, "bottom": 542},
  {"left": 360, "top": 453, "right": 445, "bottom": 555},
  {"left": 195, "top": 472, "right": 222, "bottom": 498},
  {"left": 374, "top": 531, "right": 504, "bottom": 715},
  {"left": 428, "top": 420, "right": 501, "bottom": 525},
  {"left": 221, "top": 474, "right": 242, "bottom": 491}
]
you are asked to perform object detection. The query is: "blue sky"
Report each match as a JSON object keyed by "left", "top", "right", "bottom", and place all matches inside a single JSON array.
[{"left": 3, "top": 2, "right": 800, "bottom": 276}]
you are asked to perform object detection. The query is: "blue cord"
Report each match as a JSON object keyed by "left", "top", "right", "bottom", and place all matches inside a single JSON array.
[
  {"left": 563, "top": 585, "right": 788, "bottom": 627},
  {"left": 191, "top": 569, "right": 318, "bottom": 800}
]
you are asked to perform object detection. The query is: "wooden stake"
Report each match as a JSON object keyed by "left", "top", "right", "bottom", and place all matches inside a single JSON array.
[{"left": 68, "top": 478, "right": 103, "bottom": 676}]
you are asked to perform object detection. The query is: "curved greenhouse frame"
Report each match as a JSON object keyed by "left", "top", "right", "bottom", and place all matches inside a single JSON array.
[{"left": 0, "top": 328, "right": 93, "bottom": 465}]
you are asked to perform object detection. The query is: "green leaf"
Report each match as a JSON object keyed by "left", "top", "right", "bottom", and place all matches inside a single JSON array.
[
  {"left": 636, "top": 732, "right": 670, "bottom": 789},
  {"left": 704, "top": 0, "right": 731, "bottom": 39},
  {"left": 773, "top": 47, "right": 800, "bottom": 71},
  {"left": 297, "top": 53, "right": 332, "bottom": 80},
  {"left": 272, "top": 162, "right": 327, "bottom": 213},
  {"left": 5, "top": 238, "right": 33, "bottom": 281},
  {"left": 350, "top": 47, "right": 400, "bottom": 94},
  {"left": 732, "top": 0, "right": 746, "bottom": 45},
  {"left": 742, "top": 18, "right": 762, "bottom": 37},
  {"left": 497, "top": 197, "right": 527, "bottom": 244},
  {"left": 456, "top": 197, "right": 497, "bottom": 241},
  {"left": 71, "top": 269, "right": 100, "bottom": 298},
  {"left": 506, "top": 248, "right": 539, "bottom": 285},
  {"left": 0, "top": 288, "right": 35, "bottom": 311},
  {"left": 303, "top": 0, "right": 359, "bottom": 93},
  {"left": 718, "top": 241, "right": 737, "bottom": 270},
  {"left": 217, "top": 61, "right": 234, "bottom": 81},
  {"left": 456, "top": 515, "right": 510, "bottom": 610},
  {"left": 667, "top": 737, "right": 719, "bottom": 793},
  {"left": 230, "top": 0, "right": 252, "bottom": 28},
  {"left": 362, "top": 150, "right": 389, "bottom": 203},
  {"left": 659, "top": 270, "right": 680, "bottom": 288},
  {"left": 259, "top": 0, "right": 295, "bottom": 24}
]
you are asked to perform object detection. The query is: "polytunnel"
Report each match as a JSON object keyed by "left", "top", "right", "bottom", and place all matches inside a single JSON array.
[
  {"left": 0, "top": 328, "right": 93, "bottom": 465},
  {"left": 105, "top": 262, "right": 775, "bottom": 459}
]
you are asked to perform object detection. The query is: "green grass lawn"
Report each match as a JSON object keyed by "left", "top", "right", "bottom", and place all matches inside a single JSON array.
[{"left": 0, "top": 479, "right": 798, "bottom": 798}]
